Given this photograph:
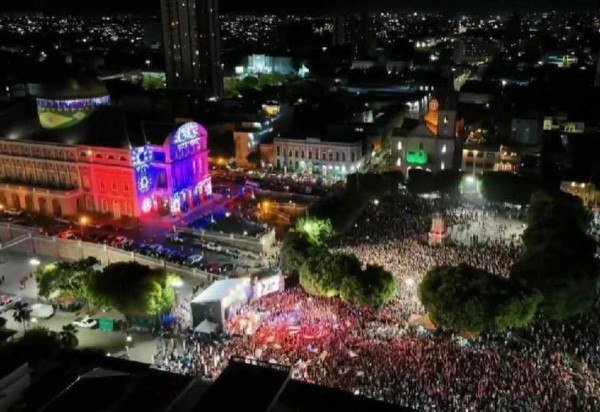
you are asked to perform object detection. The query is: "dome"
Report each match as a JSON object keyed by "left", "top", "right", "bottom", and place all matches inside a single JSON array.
[{"left": 39, "top": 77, "right": 108, "bottom": 100}]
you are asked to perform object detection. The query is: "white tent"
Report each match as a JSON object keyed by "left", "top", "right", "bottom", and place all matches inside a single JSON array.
[{"left": 194, "top": 319, "right": 219, "bottom": 335}]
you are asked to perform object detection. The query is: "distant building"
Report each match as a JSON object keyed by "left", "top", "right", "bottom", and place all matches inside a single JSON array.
[
  {"left": 233, "top": 120, "right": 273, "bottom": 168},
  {"left": 237, "top": 54, "right": 294, "bottom": 76},
  {"left": 510, "top": 118, "right": 541, "bottom": 147},
  {"left": 274, "top": 137, "right": 366, "bottom": 180},
  {"left": 545, "top": 52, "right": 578, "bottom": 68},
  {"left": 391, "top": 99, "right": 462, "bottom": 174},
  {"left": 453, "top": 37, "right": 498, "bottom": 65},
  {"left": 160, "top": 0, "right": 223, "bottom": 97},
  {"left": 543, "top": 115, "right": 585, "bottom": 134},
  {"left": 461, "top": 145, "right": 500, "bottom": 174}
]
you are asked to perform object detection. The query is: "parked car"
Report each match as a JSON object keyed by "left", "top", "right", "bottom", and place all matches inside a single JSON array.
[
  {"left": 205, "top": 242, "right": 222, "bottom": 252},
  {"left": 224, "top": 249, "right": 240, "bottom": 259},
  {"left": 219, "top": 263, "right": 234, "bottom": 274},
  {"left": 4, "top": 209, "right": 23, "bottom": 216},
  {"left": 207, "top": 262, "right": 222, "bottom": 273},
  {"left": 187, "top": 254, "right": 204, "bottom": 265},
  {"left": 30, "top": 303, "right": 55, "bottom": 319},
  {"left": 58, "top": 230, "right": 78, "bottom": 240},
  {"left": 166, "top": 233, "right": 185, "bottom": 244},
  {"left": 0, "top": 294, "right": 19, "bottom": 313},
  {"left": 73, "top": 315, "right": 97, "bottom": 328}
]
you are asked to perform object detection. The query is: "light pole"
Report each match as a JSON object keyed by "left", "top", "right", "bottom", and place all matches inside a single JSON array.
[{"left": 79, "top": 216, "right": 89, "bottom": 239}]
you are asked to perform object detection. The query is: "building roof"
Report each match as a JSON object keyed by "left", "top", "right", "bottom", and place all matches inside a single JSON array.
[
  {"left": 39, "top": 77, "right": 109, "bottom": 99},
  {"left": 193, "top": 359, "right": 290, "bottom": 412},
  {"left": 191, "top": 278, "right": 250, "bottom": 304},
  {"left": 0, "top": 106, "right": 177, "bottom": 149}
]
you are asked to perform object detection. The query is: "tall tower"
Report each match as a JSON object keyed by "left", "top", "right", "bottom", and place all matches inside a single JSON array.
[
  {"left": 160, "top": 0, "right": 223, "bottom": 97},
  {"left": 594, "top": 51, "right": 600, "bottom": 88}
]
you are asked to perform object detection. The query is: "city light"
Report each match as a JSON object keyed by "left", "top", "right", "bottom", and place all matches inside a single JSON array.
[{"left": 29, "top": 258, "right": 41, "bottom": 266}]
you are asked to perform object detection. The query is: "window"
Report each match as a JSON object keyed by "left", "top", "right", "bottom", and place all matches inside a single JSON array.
[
  {"left": 440, "top": 161, "right": 445, "bottom": 170},
  {"left": 342, "top": 153, "right": 346, "bottom": 162},
  {"left": 335, "top": 152, "right": 340, "bottom": 162},
  {"left": 295, "top": 150, "right": 299, "bottom": 158},
  {"left": 351, "top": 152, "right": 355, "bottom": 162},
  {"left": 397, "top": 142, "right": 402, "bottom": 150},
  {"left": 466, "top": 151, "right": 473, "bottom": 158},
  {"left": 108, "top": 155, "right": 115, "bottom": 160},
  {"left": 112, "top": 181, "right": 117, "bottom": 190},
  {"left": 308, "top": 151, "right": 312, "bottom": 160},
  {"left": 443, "top": 116, "right": 448, "bottom": 124},
  {"left": 441, "top": 144, "right": 447, "bottom": 154},
  {"left": 322, "top": 153, "right": 326, "bottom": 160},
  {"left": 396, "top": 158, "right": 401, "bottom": 166},
  {"left": 120, "top": 156, "right": 127, "bottom": 162},
  {"left": 329, "top": 152, "right": 333, "bottom": 161},
  {"left": 301, "top": 150, "right": 305, "bottom": 159},
  {"left": 277, "top": 146, "right": 281, "bottom": 156},
  {"left": 100, "top": 180, "right": 105, "bottom": 190},
  {"left": 418, "top": 143, "right": 424, "bottom": 150},
  {"left": 124, "top": 183, "right": 129, "bottom": 192},
  {"left": 95, "top": 154, "right": 102, "bottom": 159}
]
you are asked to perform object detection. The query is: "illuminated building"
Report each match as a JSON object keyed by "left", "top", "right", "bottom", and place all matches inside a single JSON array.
[
  {"left": 36, "top": 79, "right": 110, "bottom": 129},
  {"left": 160, "top": 0, "right": 223, "bottom": 96},
  {"left": 0, "top": 109, "right": 211, "bottom": 218},
  {"left": 274, "top": 137, "right": 365, "bottom": 180},
  {"left": 391, "top": 99, "right": 462, "bottom": 174}
]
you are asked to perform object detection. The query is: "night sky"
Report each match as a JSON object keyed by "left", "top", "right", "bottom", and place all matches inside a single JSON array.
[{"left": 2, "top": 0, "right": 599, "bottom": 13}]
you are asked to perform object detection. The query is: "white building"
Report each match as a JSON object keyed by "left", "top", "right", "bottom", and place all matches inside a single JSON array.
[{"left": 274, "top": 137, "right": 365, "bottom": 180}]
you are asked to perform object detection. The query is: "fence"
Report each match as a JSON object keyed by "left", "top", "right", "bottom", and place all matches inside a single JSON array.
[
  {"left": 177, "top": 226, "right": 277, "bottom": 255},
  {"left": 0, "top": 223, "right": 222, "bottom": 282}
]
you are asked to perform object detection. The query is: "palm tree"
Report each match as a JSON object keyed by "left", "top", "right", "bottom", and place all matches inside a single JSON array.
[{"left": 13, "top": 302, "right": 31, "bottom": 333}]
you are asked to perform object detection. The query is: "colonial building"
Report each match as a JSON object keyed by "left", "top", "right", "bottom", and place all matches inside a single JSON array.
[
  {"left": 0, "top": 109, "right": 211, "bottom": 219},
  {"left": 391, "top": 99, "right": 463, "bottom": 175},
  {"left": 274, "top": 137, "right": 365, "bottom": 180}
]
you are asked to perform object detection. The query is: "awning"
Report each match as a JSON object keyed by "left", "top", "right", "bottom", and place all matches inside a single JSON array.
[{"left": 194, "top": 319, "right": 219, "bottom": 335}]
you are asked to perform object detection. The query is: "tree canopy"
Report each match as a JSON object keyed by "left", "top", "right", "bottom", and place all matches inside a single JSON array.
[
  {"left": 35, "top": 257, "right": 99, "bottom": 300},
  {"left": 480, "top": 172, "right": 538, "bottom": 205},
  {"left": 300, "top": 251, "right": 397, "bottom": 308},
  {"left": 419, "top": 264, "right": 540, "bottom": 333},
  {"left": 295, "top": 217, "right": 334, "bottom": 245},
  {"left": 511, "top": 190, "right": 598, "bottom": 320},
  {"left": 85, "top": 262, "right": 177, "bottom": 316}
]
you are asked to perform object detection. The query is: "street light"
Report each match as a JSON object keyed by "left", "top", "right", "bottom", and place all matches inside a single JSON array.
[
  {"left": 126, "top": 335, "right": 133, "bottom": 343},
  {"left": 79, "top": 216, "right": 89, "bottom": 239},
  {"left": 29, "top": 258, "right": 41, "bottom": 267}
]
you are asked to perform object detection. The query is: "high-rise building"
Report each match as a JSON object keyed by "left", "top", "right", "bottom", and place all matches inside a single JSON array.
[{"left": 160, "top": 0, "right": 223, "bottom": 97}]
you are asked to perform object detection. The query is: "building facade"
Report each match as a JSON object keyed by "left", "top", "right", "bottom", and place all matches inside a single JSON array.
[
  {"left": 0, "top": 122, "right": 212, "bottom": 219},
  {"left": 274, "top": 137, "right": 365, "bottom": 180},
  {"left": 461, "top": 146, "right": 500, "bottom": 174},
  {"left": 160, "top": 0, "right": 223, "bottom": 96},
  {"left": 391, "top": 99, "right": 461, "bottom": 175}
]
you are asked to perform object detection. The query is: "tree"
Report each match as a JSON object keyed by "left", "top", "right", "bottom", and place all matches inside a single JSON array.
[
  {"left": 300, "top": 251, "right": 397, "bottom": 308},
  {"left": 85, "top": 262, "right": 176, "bottom": 316},
  {"left": 12, "top": 302, "right": 31, "bottom": 333},
  {"left": 295, "top": 217, "right": 334, "bottom": 245},
  {"left": 419, "top": 264, "right": 540, "bottom": 333},
  {"left": 480, "top": 172, "right": 537, "bottom": 205},
  {"left": 511, "top": 190, "right": 598, "bottom": 320},
  {"left": 280, "top": 231, "right": 319, "bottom": 280},
  {"left": 407, "top": 169, "right": 436, "bottom": 194},
  {"left": 246, "top": 151, "right": 261, "bottom": 168},
  {"left": 35, "top": 257, "right": 99, "bottom": 300}
]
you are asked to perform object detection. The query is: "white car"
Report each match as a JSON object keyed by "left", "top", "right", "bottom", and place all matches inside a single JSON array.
[
  {"left": 205, "top": 242, "right": 222, "bottom": 252},
  {"left": 31, "top": 303, "right": 55, "bottom": 319},
  {"left": 187, "top": 254, "right": 204, "bottom": 265},
  {"left": 73, "top": 316, "right": 97, "bottom": 328}
]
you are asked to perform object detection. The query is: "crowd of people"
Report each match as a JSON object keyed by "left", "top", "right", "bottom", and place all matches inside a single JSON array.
[
  {"left": 154, "top": 287, "right": 600, "bottom": 410},
  {"left": 152, "top": 193, "right": 600, "bottom": 410}
]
